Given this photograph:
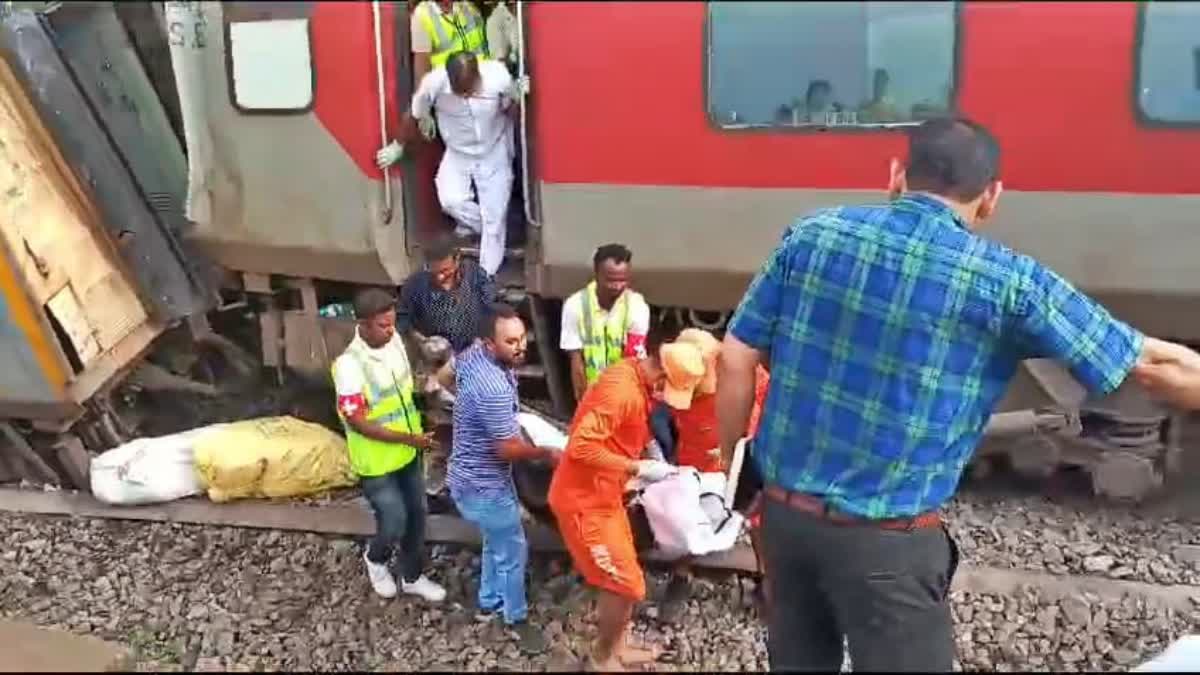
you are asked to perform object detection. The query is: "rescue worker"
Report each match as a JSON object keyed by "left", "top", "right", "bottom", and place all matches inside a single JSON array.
[
  {"left": 409, "top": 0, "right": 490, "bottom": 84},
  {"left": 547, "top": 337, "right": 705, "bottom": 671},
  {"left": 656, "top": 328, "right": 769, "bottom": 625},
  {"left": 332, "top": 288, "right": 447, "bottom": 603},
  {"left": 377, "top": 51, "right": 529, "bottom": 277},
  {"left": 559, "top": 244, "right": 651, "bottom": 403},
  {"left": 450, "top": 303, "right": 557, "bottom": 653}
]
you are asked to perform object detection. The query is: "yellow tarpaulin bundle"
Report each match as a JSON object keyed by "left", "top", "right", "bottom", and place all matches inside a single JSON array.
[{"left": 193, "top": 416, "right": 358, "bottom": 503}]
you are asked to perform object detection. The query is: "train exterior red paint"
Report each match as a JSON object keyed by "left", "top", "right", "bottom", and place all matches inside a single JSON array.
[
  {"left": 525, "top": 1, "right": 1200, "bottom": 339},
  {"left": 168, "top": 1, "right": 1200, "bottom": 339}
]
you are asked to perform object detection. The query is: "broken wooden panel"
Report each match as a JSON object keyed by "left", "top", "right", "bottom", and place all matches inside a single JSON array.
[
  {"left": 45, "top": 283, "right": 101, "bottom": 368},
  {"left": 0, "top": 55, "right": 150, "bottom": 375}
]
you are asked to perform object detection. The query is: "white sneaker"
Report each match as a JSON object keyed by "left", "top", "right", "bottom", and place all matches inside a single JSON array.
[
  {"left": 401, "top": 575, "right": 447, "bottom": 602},
  {"left": 363, "top": 551, "right": 397, "bottom": 599}
]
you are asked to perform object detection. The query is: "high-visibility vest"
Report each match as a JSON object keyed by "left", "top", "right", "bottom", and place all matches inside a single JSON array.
[
  {"left": 416, "top": 1, "right": 489, "bottom": 69},
  {"left": 573, "top": 281, "right": 639, "bottom": 384},
  {"left": 332, "top": 340, "right": 424, "bottom": 478}
]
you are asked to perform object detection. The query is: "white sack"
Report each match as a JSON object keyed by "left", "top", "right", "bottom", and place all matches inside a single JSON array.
[
  {"left": 1135, "top": 635, "right": 1200, "bottom": 672},
  {"left": 639, "top": 467, "right": 744, "bottom": 560},
  {"left": 90, "top": 429, "right": 207, "bottom": 505},
  {"left": 517, "top": 412, "right": 568, "bottom": 451}
]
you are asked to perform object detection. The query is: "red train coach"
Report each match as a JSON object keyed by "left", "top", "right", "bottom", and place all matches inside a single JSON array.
[
  {"left": 147, "top": 1, "right": 1197, "bottom": 498},
  {"left": 525, "top": 1, "right": 1200, "bottom": 341}
]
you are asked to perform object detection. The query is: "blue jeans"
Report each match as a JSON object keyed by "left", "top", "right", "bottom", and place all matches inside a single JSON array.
[
  {"left": 451, "top": 486, "right": 528, "bottom": 624},
  {"left": 650, "top": 402, "right": 677, "bottom": 464},
  {"left": 361, "top": 458, "right": 427, "bottom": 583}
]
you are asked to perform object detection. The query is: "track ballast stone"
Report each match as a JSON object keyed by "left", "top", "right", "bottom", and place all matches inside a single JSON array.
[{"left": 1, "top": 505, "right": 1198, "bottom": 671}]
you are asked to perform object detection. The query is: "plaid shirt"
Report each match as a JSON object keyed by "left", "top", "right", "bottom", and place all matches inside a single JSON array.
[{"left": 729, "top": 193, "right": 1143, "bottom": 519}]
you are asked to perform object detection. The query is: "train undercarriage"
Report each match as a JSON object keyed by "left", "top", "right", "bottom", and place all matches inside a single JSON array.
[{"left": 6, "top": 265, "right": 1183, "bottom": 514}]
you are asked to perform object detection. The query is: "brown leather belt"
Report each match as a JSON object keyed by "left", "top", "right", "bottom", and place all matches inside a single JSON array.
[{"left": 764, "top": 485, "right": 941, "bottom": 531}]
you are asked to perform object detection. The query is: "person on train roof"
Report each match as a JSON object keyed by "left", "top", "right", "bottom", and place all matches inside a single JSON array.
[
  {"left": 377, "top": 50, "right": 529, "bottom": 279},
  {"left": 547, "top": 334, "right": 703, "bottom": 670},
  {"left": 560, "top": 244, "right": 652, "bottom": 404}
]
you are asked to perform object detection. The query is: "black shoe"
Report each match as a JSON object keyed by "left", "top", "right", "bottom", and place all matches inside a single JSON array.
[
  {"left": 509, "top": 620, "right": 549, "bottom": 655},
  {"left": 474, "top": 605, "right": 501, "bottom": 622},
  {"left": 658, "top": 575, "right": 692, "bottom": 625}
]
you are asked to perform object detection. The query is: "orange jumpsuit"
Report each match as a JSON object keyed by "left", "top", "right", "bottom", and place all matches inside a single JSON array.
[
  {"left": 672, "top": 364, "right": 771, "bottom": 473},
  {"left": 548, "top": 359, "right": 654, "bottom": 601}
]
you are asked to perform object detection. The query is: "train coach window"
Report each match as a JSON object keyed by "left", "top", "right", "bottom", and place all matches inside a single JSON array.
[
  {"left": 227, "top": 18, "right": 315, "bottom": 113},
  {"left": 706, "top": 2, "right": 957, "bottom": 129},
  {"left": 1136, "top": 3, "right": 1200, "bottom": 125}
]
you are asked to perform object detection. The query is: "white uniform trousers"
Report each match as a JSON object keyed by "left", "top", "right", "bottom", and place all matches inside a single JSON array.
[{"left": 435, "top": 142, "right": 513, "bottom": 276}]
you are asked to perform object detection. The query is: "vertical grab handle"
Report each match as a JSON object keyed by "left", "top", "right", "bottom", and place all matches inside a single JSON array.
[
  {"left": 372, "top": 0, "right": 394, "bottom": 225},
  {"left": 516, "top": 1, "right": 538, "bottom": 228}
]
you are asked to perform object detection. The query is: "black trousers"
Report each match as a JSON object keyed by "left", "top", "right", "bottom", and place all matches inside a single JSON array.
[{"left": 760, "top": 497, "right": 959, "bottom": 672}]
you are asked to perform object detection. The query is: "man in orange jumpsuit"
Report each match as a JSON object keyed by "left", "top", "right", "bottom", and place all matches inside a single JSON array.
[
  {"left": 547, "top": 339, "right": 705, "bottom": 671},
  {"left": 658, "top": 328, "right": 770, "bottom": 623}
]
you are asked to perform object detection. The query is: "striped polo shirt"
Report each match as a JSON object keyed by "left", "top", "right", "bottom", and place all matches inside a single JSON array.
[{"left": 449, "top": 344, "right": 522, "bottom": 495}]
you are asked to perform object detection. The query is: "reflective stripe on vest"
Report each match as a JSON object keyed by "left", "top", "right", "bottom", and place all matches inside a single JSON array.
[
  {"left": 418, "top": 2, "right": 489, "bottom": 68},
  {"left": 577, "top": 281, "right": 632, "bottom": 384},
  {"left": 332, "top": 346, "right": 424, "bottom": 478}
]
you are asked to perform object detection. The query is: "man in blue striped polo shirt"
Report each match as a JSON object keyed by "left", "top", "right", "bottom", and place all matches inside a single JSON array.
[{"left": 451, "top": 303, "right": 559, "bottom": 654}]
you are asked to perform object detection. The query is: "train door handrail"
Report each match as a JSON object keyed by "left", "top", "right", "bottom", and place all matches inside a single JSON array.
[
  {"left": 372, "top": 0, "right": 393, "bottom": 225},
  {"left": 517, "top": 1, "right": 538, "bottom": 228}
]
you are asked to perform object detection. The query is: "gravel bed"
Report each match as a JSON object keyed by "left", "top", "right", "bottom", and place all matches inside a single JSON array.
[
  {"left": 3, "top": 512, "right": 1199, "bottom": 671},
  {"left": 950, "top": 587, "right": 1197, "bottom": 672},
  {"left": 946, "top": 491, "right": 1200, "bottom": 586}
]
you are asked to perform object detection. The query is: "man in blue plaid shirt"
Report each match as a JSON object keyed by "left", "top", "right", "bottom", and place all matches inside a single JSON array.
[{"left": 716, "top": 117, "right": 1189, "bottom": 671}]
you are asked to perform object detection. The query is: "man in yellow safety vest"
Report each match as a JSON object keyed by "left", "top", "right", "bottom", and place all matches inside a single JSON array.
[
  {"left": 333, "top": 287, "right": 447, "bottom": 602},
  {"left": 410, "top": 0, "right": 490, "bottom": 84},
  {"left": 559, "top": 244, "right": 651, "bottom": 403}
]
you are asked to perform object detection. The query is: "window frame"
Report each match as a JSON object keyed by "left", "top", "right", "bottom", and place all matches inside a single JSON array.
[
  {"left": 702, "top": 1, "right": 965, "bottom": 135},
  {"left": 1132, "top": 2, "right": 1200, "bottom": 129},
  {"left": 222, "top": 3, "right": 317, "bottom": 116}
]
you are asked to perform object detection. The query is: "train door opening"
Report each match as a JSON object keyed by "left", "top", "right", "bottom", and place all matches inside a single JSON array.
[{"left": 399, "top": 0, "right": 530, "bottom": 289}]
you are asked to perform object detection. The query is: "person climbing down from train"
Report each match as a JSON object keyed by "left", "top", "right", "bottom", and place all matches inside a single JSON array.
[
  {"left": 560, "top": 244, "right": 651, "bottom": 404},
  {"left": 397, "top": 233, "right": 500, "bottom": 500},
  {"left": 450, "top": 302, "right": 560, "bottom": 654},
  {"left": 397, "top": 233, "right": 500, "bottom": 388},
  {"left": 714, "top": 116, "right": 1198, "bottom": 672},
  {"left": 332, "top": 288, "right": 447, "bottom": 603},
  {"left": 654, "top": 328, "right": 771, "bottom": 625},
  {"left": 409, "top": 0, "right": 491, "bottom": 85},
  {"left": 377, "top": 50, "right": 529, "bottom": 278},
  {"left": 547, "top": 335, "right": 705, "bottom": 671}
]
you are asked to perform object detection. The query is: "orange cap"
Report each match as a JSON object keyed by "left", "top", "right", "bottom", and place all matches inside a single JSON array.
[
  {"left": 660, "top": 341, "right": 705, "bottom": 410},
  {"left": 676, "top": 328, "right": 720, "bottom": 394}
]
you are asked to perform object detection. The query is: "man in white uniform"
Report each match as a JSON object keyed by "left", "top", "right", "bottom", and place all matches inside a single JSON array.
[{"left": 377, "top": 51, "right": 528, "bottom": 277}]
